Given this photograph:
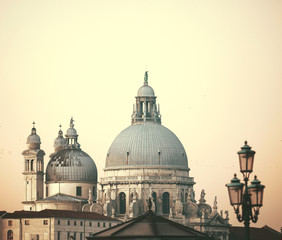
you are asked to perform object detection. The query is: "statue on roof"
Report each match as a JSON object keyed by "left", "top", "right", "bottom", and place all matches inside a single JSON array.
[
  {"left": 199, "top": 189, "right": 206, "bottom": 204},
  {"left": 144, "top": 71, "right": 148, "bottom": 85}
]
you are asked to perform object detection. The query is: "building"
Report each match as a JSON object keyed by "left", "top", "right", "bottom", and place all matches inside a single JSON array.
[
  {"left": 16, "top": 72, "right": 230, "bottom": 239},
  {"left": 88, "top": 209, "right": 211, "bottom": 240},
  {"left": 22, "top": 120, "right": 98, "bottom": 211},
  {"left": 229, "top": 225, "right": 281, "bottom": 240},
  {"left": 91, "top": 72, "right": 230, "bottom": 239},
  {"left": 0, "top": 209, "right": 120, "bottom": 240}
]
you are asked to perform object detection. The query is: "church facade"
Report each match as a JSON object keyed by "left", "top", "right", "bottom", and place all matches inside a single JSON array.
[{"left": 21, "top": 73, "right": 230, "bottom": 240}]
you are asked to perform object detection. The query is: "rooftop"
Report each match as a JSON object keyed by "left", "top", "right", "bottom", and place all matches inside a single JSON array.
[
  {"left": 2, "top": 209, "right": 120, "bottom": 221},
  {"left": 229, "top": 225, "right": 281, "bottom": 240},
  {"left": 89, "top": 210, "right": 210, "bottom": 239}
]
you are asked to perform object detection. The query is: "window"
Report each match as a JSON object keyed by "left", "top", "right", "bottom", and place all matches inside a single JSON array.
[
  {"left": 57, "top": 220, "right": 60, "bottom": 225},
  {"left": 109, "top": 223, "right": 112, "bottom": 227},
  {"left": 103, "top": 222, "right": 105, "bottom": 227},
  {"left": 74, "top": 221, "right": 76, "bottom": 226},
  {"left": 76, "top": 186, "right": 82, "bottom": 196},
  {"left": 57, "top": 232, "right": 60, "bottom": 240},
  {"left": 7, "top": 230, "right": 13, "bottom": 240},
  {"left": 46, "top": 187, "right": 48, "bottom": 197},
  {"left": 119, "top": 192, "right": 126, "bottom": 214},
  {"left": 8, "top": 220, "right": 12, "bottom": 226},
  {"left": 162, "top": 192, "right": 170, "bottom": 214},
  {"left": 80, "top": 233, "right": 83, "bottom": 240},
  {"left": 80, "top": 221, "right": 83, "bottom": 226},
  {"left": 26, "top": 160, "right": 29, "bottom": 171},
  {"left": 89, "top": 222, "right": 92, "bottom": 227},
  {"left": 30, "top": 160, "right": 34, "bottom": 171},
  {"left": 97, "top": 222, "right": 100, "bottom": 227},
  {"left": 92, "top": 187, "right": 96, "bottom": 197},
  {"left": 67, "top": 232, "right": 70, "bottom": 239},
  {"left": 25, "top": 220, "right": 30, "bottom": 225},
  {"left": 43, "top": 220, "right": 48, "bottom": 225},
  {"left": 73, "top": 232, "right": 76, "bottom": 239},
  {"left": 68, "top": 220, "right": 70, "bottom": 225}
]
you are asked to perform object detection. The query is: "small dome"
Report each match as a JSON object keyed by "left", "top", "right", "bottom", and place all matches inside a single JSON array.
[
  {"left": 66, "top": 127, "right": 77, "bottom": 137},
  {"left": 137, "top": 85, "right": 155, "bottom": 97},
  {"left": 65, "top": 118, "right": 78, "bottom": 137},
  {"left": 105, "top": 122, "right": 188, "bottom": 169},
  {"left": 26, "top": 124, "right": 41, "bottom": 149},
  {"left": 46, "top": 149, "right": 97, "bottom": 183},
  {"left": 54, "top": 130, "right": 66, "bottom": 148},
  {"left": 27, "top": 128, "right": 41, "bottom": 144}
]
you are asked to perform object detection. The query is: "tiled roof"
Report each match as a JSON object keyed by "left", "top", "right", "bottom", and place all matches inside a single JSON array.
[
  {"left": 2, "top": 209, "right": 120, "bottom": 222},
  {"left": 89, "top": 210, "right": 210, "bottom": 239},
  {"left": 0, "top": 211, "right": 7, "bottom": 217},
  {"left": 229, "top": 225, "right": 281, "bottom": 240},
  {"left": 36, "top": 193, "right": 87, "bottom": 203}
]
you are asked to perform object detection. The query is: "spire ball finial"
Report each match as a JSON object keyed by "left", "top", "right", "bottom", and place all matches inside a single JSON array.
[{"left": 32, "top": 121, "right": 35, "bottom": 127}]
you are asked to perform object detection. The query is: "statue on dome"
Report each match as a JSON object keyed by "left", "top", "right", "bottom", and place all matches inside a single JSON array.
[{"left": 144, "top": 71, "right": 148, "bottom": 84}]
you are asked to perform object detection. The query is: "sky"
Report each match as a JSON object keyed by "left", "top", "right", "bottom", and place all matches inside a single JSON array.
[{"left": 0, "top": 0, "right": 281, "bottom": 231}]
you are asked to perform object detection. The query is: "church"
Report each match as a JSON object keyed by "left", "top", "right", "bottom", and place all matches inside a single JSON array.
[{"left": 21, "top": 72, "right": 230, "bottom": 240}]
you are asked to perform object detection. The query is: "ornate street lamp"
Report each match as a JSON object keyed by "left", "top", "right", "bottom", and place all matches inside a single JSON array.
[{"left": 226, "top": 141, "right": 265, "bottom": 240}]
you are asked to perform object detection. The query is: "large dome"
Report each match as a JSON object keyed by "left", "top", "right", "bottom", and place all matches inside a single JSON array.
[
  {"left": 105, "top": 123, "right": 188, "bottom": 169},
  {"left": 46, "top": 149, "right": 97, "bottom": 183}
]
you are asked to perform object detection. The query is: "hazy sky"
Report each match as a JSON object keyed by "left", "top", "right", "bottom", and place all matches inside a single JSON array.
[{"left": 0, "top": 0, "right": 281, "bottom": 231}]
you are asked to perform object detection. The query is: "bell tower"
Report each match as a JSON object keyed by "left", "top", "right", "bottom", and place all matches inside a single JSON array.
[{"left": 22, "top": 122, "right": 45, "bottom": 211}]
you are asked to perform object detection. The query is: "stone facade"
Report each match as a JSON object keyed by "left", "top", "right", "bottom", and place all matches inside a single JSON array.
[
  {"left": 17, "top": 73, "right": 230, "bottom": 240},
  {"left": 0, "top": 210, "right": 120, "bottom": 240}
]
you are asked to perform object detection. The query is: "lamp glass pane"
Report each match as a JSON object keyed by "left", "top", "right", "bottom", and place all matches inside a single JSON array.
[
  {"left": 247, "top": 155, "right": 254, "bottom": 172},
  {"left": 239, "top": 153, "right": 254, "bottom": 173},
  {"left": 239, "top": 153, "right": 247, "bottom": 172},
  {"left": 228, "top": 186, "right": 242, "bottom": 206},
  {"left": 249, "top": 188, "right": 264, "bottom": 207}
]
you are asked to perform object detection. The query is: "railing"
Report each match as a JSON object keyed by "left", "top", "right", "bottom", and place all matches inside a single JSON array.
[{"left": 101, "top": 175, "right": 194, "bottom": 183}]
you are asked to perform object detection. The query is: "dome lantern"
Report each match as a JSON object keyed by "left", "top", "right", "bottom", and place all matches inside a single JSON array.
[
  {"left": 132, "top": 72, "right": 161, "bottom": 124},
  {"left": 51, "top": 125, "right": 66, "bottom": 156},
  {"left": 65, "top": 118, "right": 80, "bottom": 149}
]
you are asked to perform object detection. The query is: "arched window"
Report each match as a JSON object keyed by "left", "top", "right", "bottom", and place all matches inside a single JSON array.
[
  {"left": 30, "top": 159, "right": 34, "bottom": 171},
  {"left": 119, "top": 192, "right": 126, "bottom": 214},
  {"left": 152, "top": 192, "right": 157, "bottom": 213},
  {"left": 162, "top": 192, "right": 170, "bottom": 214},
  {"left": 7, "top": 230, "right": 13, "bottom": 240},
  {"left": 26, "top": 160, "right": 29, "bottom": 171}
]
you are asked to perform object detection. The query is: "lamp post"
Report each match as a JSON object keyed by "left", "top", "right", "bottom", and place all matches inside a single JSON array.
[{"left": 226, "top": 141, "right": 265, "bottom": 240}]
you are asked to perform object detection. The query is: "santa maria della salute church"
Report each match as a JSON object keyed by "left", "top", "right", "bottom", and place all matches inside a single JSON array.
[{"left": 21, "top": 72, "right": 230, "bottom": 239}]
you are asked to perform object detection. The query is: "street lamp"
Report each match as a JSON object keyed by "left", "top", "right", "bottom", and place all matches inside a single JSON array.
[{"left": 226, "top": 141, "right": 265, "bottom": 240}]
